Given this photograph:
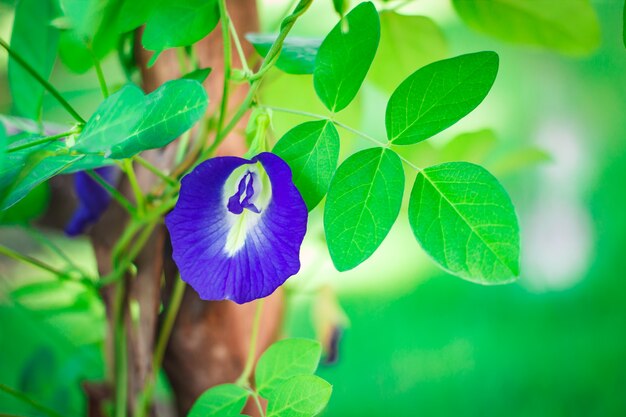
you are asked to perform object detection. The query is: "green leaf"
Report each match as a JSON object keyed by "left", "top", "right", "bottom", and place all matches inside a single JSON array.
[
  {"left": 0, "top": 182, "right": 50, "bottom": 224},
  {"left": 368, "top": 12, "right": 447, "bottom": 93},
  {"left": 439, "top": 129, "right": 498, "bottom": 164},
  {"left": 255, "top": 338, "right": 322, "bottom": 400},
  {"left": 9, "top": 0, "right": 59, "bottom": 119},
  {"left": 187, "top": 384, "right": 249, "bottom": 417},
  {"left": 623, "top": 1, "right": 626, "bottom": 48},
  {"left": 246, "top": 34, "right": 321, "bottom": 75},
  {"left": 109, "top": 79, "right": 208, "bottom": 158},
  {"left": 142, "top": 0, "right": 220, "bottom": 52},
  {"left": 266, "top": 375, "right": 332, "bottom": 417},
  {"left": 182, "top": 67, "right": 212, "bottom": 83},
  {"left": 408, "top": 162, "right": 520, "bottom": 283},
  {"left": 452, "top": 0, "right": 600, "bottom": 56},
  {"left": 273, "top": 121, "right": 340, "bottom": 210},
  {"left": 324, "top": 147, "right": 404, "bottom": 271},
  {"left": 0, "top": 124, "right": 6, "bottom": 167},
  {"left": 73, "top": 84, "right": 147, "bottom": 154},
  {"left": 116, "top": 0, "right": 155, "bottom": 33},
  {"left": 313, "top": 1, "right": 380, "bottom": 112},
  {"left": 386, "top": 51, "right": 498, "bottom": 145}
]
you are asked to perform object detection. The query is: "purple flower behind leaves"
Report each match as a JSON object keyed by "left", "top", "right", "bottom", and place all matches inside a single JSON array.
[
  {"left": 165, "top": 152, "right": 308, "bottom": 304},
  {"left": 65, "top": 166, "right": 117, "bottom": 236}
]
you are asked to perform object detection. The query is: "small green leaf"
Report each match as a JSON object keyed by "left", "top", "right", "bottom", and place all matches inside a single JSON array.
[
  {"left": 182, "top": 68, "right": 212, "bottom": 83},
  {"left": 246, "top": 34, "right": 321, "bottom": 75},
  {"left": 9, "top": 0, "right": 59, "bottom": 119},
  {"left": 273, "top": 121, "right": 340, "bottom": 210},
  {"left": 452, "top": 0, "right": 600, "bottom": 56},
  {"left": 73, "top": 84, "right": 147, "bottom": 154},
  {"left": 255, "top": 338, "right": 322, "bottom": 400},
  {"left": 324, "top": 147, "right": 404, "bottom": 271},
  {"left": 314, "top": 1, "right": 380, "bottom": 112},
  {"left": 266, "top": 375, "right": 332, "bottom": 417},
  {"left": 408, "top": 162, "right": 520, "bottom": 283},
  {"left": 369, "top": 12, "right": 447, "bottom": 93},
  {"left": 110, "top": 79, "right": 207, "bottom": 158},
  {"left": 142, "top": 0, "right": 220, "bottom": 52},
  {"left": 386, "top": 52, "right": 498, "bottom": 145},
  {"left": 187, "top": 384, "right": 249, "bottom": 417}
]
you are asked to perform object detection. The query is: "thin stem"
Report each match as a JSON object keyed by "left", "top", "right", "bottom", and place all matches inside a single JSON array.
[
  {"left": 133, "top": 156, "right": 177, "bottom": 186},
  {"left": 0, "top": 244, "right": 66, "bottom": 277},
  {"left": 122, "top": 160, "right": 145, "bottom": 215},
  {"left": 134, "top": 276, "right": 186, "bottom": 417},
  {"left": 7, "top": 129, "right": 77, "bottom": 153},
  {"left": 230, "top": 19, "right": 250, "bottom": 72},
  {"left": 0, "top": 384, "right": 67, "bottom": 417},
  {"left": 176, "top": 48, "right": 189, "bottom": 74},
  {"left": 217, "top": 0, "right": 233, "bottom": 136},
  {"left": 251, "top": 392, "right": 266, "bottom": 417},
  {"left": 0, "top": 38, "right": 85, "bottom": 124},
  {"left": 85, "top": 170, "right": 137, "bottom": 216},
  {"left": 91, "top": 49, "right": 109, "bottom": 98},
  {"left": 236, "top": 298, "right": 265, "bottom": 386}
]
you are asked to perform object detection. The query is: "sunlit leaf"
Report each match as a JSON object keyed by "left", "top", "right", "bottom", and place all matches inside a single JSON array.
[
  {"left": 324, "top": 147, "right": 404, "bottom": 271},
  {"left": 142, "top": 0, "right": 220, "bottom": 52},
  {"left": 273, "top": 121, "right": 340, "bottom": 210},
  {"left": 188, "top": 384, "right": 249, "bottom": 417},
  {"left": 369, "top": 12, "right": 447, "bottom": 93},
  {"left": 247, "top": 34, "right": 321, "bottom": 75},
  {"left": 265, "top": 375, "right": 332, "bottom": 417},
  {"left": 386, "top": 52, "right": 498, "bottom": 145},
  {"left": 9, "top": 0, "right": 59, "bottom": 119},
  {"left": 452, "top": 0, "right": 600, "bottom": 56},
  {"left": 408, "top": 162, "right": 520, "bottom": 283},
  {"left": 314, "top": 1, "right": 380, "bottom": 112},
  {"left": 255, "top": 338, "right": 322, "bottom": 400}
]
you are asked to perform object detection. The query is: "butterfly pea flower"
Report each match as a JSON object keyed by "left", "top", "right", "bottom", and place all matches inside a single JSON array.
[
  {"left": 65, "top": 166, "right": 117, "bottom": 236},
  {"left": 165, "top": 152, "right": 308, "bottom": 304}
]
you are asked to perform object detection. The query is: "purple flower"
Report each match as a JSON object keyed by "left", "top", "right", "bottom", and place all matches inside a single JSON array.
[
  {"left": 65, "top": 166, "right": 117, "bottom": 236},
  {"left": 165, "top": 152, "right": 308, "bottom": 304}
]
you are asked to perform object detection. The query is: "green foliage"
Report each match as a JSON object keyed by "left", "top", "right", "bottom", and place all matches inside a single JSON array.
[
  {"left": 623, "top": 1, "right": 626, "bottom": 48},
  {"left": 265, "top": 375, "right": 332, "bottom": 417},
  {"left": 369, "top": 12, "right": 447, "bottom": 93},
  {"left": 9, "top": 0, "right": 59, "bottom": 119},
  {"left": 452, "top": 0, "right": 600, "bottom": 55},
  {"left": 255, "top": 338, "right": 323, "bottom": 399},
  {"left": 386, "top": 51, "right": 499, "bottom": 145},
  {"left": 187, "top": 384, "right": 249, "bottom": 417},
  {"left": 247, "top": 34, "right": 321, "bottom": 75},
  {"left": 74, "top": 80, "right": 208, "bottom": 158},
  {"left": 408, "top": 162, "right": 519, "bottom": 283},
  {"left": 0, "top": 182, "right": 50, "bottom": 224},
  {"left": 142, "top": 0, "right": 220, "bottom": 53},
  {"left": 313, "top": 1, "right": 380, "bottom": 112},
  {"left": 273, "top": 121, "right": 340, "bottom": 210},
  {"left": 182, "top": 67, "right": 213, "bottom": 83},
  {"left": 324, "top": 148, "right": 404, "bottom": 271}
]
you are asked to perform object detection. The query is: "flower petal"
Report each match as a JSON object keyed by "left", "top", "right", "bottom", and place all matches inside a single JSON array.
[{"left": 166, "top": 152, "right": 308, "bottom": 304}]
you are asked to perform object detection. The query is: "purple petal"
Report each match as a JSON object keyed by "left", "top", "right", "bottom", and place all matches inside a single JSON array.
[
  {"left": 165, "top": 152, "right": 308, "bottom": 304},
  {"left": 65, "top": 166, "right": 117, "bottom": 236}
]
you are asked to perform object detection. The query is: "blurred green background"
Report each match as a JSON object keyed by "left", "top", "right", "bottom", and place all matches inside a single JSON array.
[{"left": 1, "top": 0, "right": 626, "bottom": 416}]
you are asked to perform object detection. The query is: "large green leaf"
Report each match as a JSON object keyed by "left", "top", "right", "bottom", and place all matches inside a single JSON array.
[
  {"left": 369, "top": 12, "right": 447, "bottom": 93},
  {"left": 408, "top": 162, "right": 520, "bottom": 283},
  {"left": 73, "top": 84, "right": 146, "bottom": 154},
  {"left": 109, "top": 80, "right": 208, "bottom": 158},
  {"left": 246, "top": 34, "right": 321, "bottom": 75},
  {"left": 452, "top": 0, "right": 600, "bottom": 56},
  {"left": 273, "top": 121, "right": 340, "bottom": 210},
  {"left": 187, "top": 384, "right": 249, "bottom": 417},
  {"left": 9, "top": 0, "right": 59, "bottom": 119},
  {"left": 386, "top": 52, "right": 498, "bottom": 145},
  {"left": 255, "top": 338, "right": 322, "bottom": 400},
  {"left": 265, "top": 375, "right": 332, "bottom": 417},
  {"left": 142, "top": 0, "right": 219, "bottom": 52},
  {"left": 623, "top": 1, "right": 626, "bottom": 48},
  {"left": 324, "top": 147, "right": 404, "bottom": 271},
  {"left": 313, "top": 1, "right": 380, "bottom": 112}
]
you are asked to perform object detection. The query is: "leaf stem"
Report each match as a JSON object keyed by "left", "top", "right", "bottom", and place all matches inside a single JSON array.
[
  {"left": 217, "top": 0, "right": 232, "bottom": 137},
  {"left": 236, "top": 298, "right": 265, "bottom": 386},
  {"left": 91, "top": 48, "right": 109, "bottom": 98},
  {"left": 230, "top": 19, "right": 250, "bottom": 73},
  {"left": 7, "top": 129, "right": 78, "bottom": 153},
  {"left": 0, "top": 384, "right": 67, "bottom": 417},
  {"left": 133, "top": 156, "right": 177, "bottom": 186},
  {"left": 0, "top": 38, "right": 86, "bottom": 124},
  {"left": 85, "top": 169, "right": 137, "bottom": 216},
  {"left": 122, "top": 159, "right": 145, "bottom": 215},
  {"left": 0, "top": 244, "right": 66, "bottom": 277},
  {"left": 134, "top": 275, "right": 186, "bottom": 417}
]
